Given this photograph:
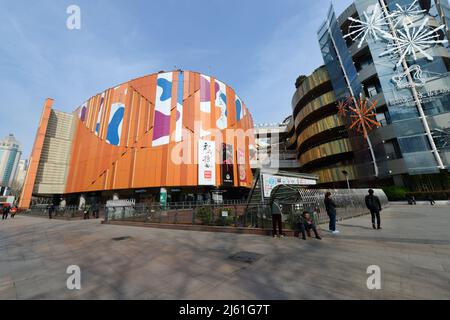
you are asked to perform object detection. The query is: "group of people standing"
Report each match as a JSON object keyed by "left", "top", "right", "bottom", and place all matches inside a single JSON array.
[
  {"left": 2, "top": 204, "right": 18, "bottom": 220},
  {"left": 271, "top": 189, "right": 384, "bottom": 239},
  {"left": 324, "top": 189, "right": 383, "bottom": 233}
]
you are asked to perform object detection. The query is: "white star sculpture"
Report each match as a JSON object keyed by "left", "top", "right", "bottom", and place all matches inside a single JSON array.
[
  {"left": 390, "top": 0, "right": 427, "bottom": 27},
  {"left": 380, "top": 18, "right": 448, "bottom": 67},
  {"left": 433, "top": 128, "right": 450, "bottom": 149},
  {"left": 344, "top": 4, "right": 390, "bottom": 48}
]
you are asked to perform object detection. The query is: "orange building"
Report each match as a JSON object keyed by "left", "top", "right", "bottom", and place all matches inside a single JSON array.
[{"left": 19, "top": 71, "right": 255, "bottom": 208}]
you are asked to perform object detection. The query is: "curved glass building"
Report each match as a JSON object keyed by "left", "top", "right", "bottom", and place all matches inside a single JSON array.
[
  {"left": 292, "top": 66, "right": 357, "bottom": 186},
  {"left": 315, "top": 0, "right": 450, "bottom": 189}
]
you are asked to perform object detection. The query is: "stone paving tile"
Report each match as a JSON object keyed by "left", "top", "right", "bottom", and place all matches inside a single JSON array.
[{"left": 1, "top": 206, "right": 450, "bottom": 299}]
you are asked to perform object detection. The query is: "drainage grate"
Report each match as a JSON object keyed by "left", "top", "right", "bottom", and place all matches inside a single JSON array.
[
  {"left": 112, "top": 236, "right": 132, "bottom": 241},
  {"left": 229, "top": 251, "right": 264, "bottom": 264}
]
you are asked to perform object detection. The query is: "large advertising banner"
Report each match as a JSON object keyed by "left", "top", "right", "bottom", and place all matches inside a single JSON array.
[
  {"left": 175, "top": 71, "right": 184, "bottom": 142},
  {"left": 235, "top": 95, "right": 245, "bottom": 122},
  {"left": 78, "top": 101, "right": 88, "bottom": 123},
  {"left": 262, "top": 174, "right": 317, "bottom": 198},
  {"left": 106, "top": 103, "right": 125, "bottom": 146},
  {"left": 198, "top": 140, "right": 216, "bottom": 186},
  {"left": 153, "top": 72, "right": 173, "bottom": 147},
  {"left": 95, "top": 92, "right": 106, "bottom": 137},
  {"left": 106, "top": 85, "right": 127, "bottom": 146},
  {"left": 237, "top": 148, "right": 247, "bottom": 187},
  {"left": 222, "top": 143, "right": 234, "bottom": 186},
  {"left": 215, "top": 80, "right": 228, "bottom": 130},
  {"left": 200, "top": 75, "right": 212, "bottom": 114}
]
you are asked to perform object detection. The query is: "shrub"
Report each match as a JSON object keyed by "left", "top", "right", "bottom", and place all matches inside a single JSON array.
[
  {"left": 215, "top": 208, "right": 234, "bottom": 226},
  {"left": 196, "top": 206, "right": 213, "bottom": 225},
  {"left": 383, "top": 186, "right": 408, "bottom": 201}
]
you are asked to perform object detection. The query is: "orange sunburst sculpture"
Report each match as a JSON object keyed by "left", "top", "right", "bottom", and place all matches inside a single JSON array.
[
  {"left": 336, "top": 97, "right": 352, "bottom": 116},
  {"left": 347, "top": 96, "right": 381, "bottom": 138}
]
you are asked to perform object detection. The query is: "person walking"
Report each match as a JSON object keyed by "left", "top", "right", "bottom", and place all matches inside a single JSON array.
[
  {"left": 10, "top": 205, "right": 17, "bottom": 218},
  {"left": 48, "top": 204, "right": 54, "bottom": 219},
  {"left": 427, "top": 195, "right": 436, "bottom": 206},
  {"left": 93, "top": 204, "right": 100, "bottom": 219},
  {"left": 365, "top": 189, "right": 382, "bottom": 230},
  {"left": 270, "top": 199, "right": 284, "bottom": 238},
  {"left": 324, "top": 192, "right": 339, "bottom": 234},
  {"left": 83, "top": 206, "right": 90, "bottom": 220},
  {"left": 2, "top": 205, "right": 10, "bottom": 220}
]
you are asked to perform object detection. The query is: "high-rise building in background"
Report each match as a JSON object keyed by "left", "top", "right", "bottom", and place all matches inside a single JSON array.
[
  {"left": 0, "top": 134, "right": 22, "bottom": 194},
  {"left": 11, "top": 159, "right": 29, "bottom": 191},
  {"left": 291, "top": 0, "right": 450, "bottom": 190},
  {"left": 251, "top": 117, "right": 300, "bottom": 172}
]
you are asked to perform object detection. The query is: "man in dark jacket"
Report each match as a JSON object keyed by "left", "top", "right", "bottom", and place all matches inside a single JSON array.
[
  {"left": 48, "top": 204, "right": 55, "bottom": 219},
  {"left": 2, "top": 205, "right": 10, "bottom": 220},
  {"left": 271, "top": 200, "right": 284, "bottom": 238},
  {"left": 365, "top": 189, "right": 382, "bottom": 230},
  {"left": 297, "top": 211, "right": 322, "bottom": 240},
  {"left": 324, "top": 192, "right": 339, "bottom": 234}
]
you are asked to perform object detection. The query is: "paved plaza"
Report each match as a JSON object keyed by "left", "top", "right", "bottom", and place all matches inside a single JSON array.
[{"left": 0, "top": 205, "right": 449, "bottom": 300}]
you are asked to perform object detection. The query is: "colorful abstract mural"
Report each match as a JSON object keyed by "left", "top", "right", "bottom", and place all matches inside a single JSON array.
[
  {"left": 106, "top": 103, "right": 125, "bottom": 146},
  {"left": 200, "top": 75, "right": 214, "bottom": 114},
  {"left": 215, "top": 80, "right": 228, "bottom": 130},
  {"left": 175, "top": 71, "right": 184, "bottom": 142},
  {"left": 79, "top": 102, "right": 88, "bottom": 122},
  {"left": 95, "top": 92, "right": 105, "bottom": 136},
  {"left": 153, "top": 72, "right": 173, "bottom": 147},
  {"left": 235, "top": 95, "right": 245, "bottom": 122}
]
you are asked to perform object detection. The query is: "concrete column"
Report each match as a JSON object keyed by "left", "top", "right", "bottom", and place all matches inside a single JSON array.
[
  {"left": 78, "top": 194, "right": 86, "bottom": 210},
  {"left": 59, "top": 198, "right": 67, "bottom": 209}
]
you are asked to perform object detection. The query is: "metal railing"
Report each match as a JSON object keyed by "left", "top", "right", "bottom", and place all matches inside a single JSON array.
[
  {"left": 24, "top": 189, "right": 388, "bottom": 232},
  {"left": 26, "top": 205, "right": 105, "bottom": 220},
  {"left": 104, "top": 203, "right": 251, "bottom": 228}
]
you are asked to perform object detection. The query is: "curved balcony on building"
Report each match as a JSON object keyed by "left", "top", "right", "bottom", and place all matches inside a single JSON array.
[
  {"left": 294, "top": 91, "right": 337, "bottom": 130},
  {"left": 297, "top": 114, "right": 345, "bottom": 148},
  {"left": 292, "top": 66, "right": 355, "bottom": 185},
  {"left": 300, "top": 138, "right": 352, "bottom": 167},
  {"left": 292, "top": 66, "right": 333, "bottom": 117},
  {"left": 311, "top": 164, "right": 358, "bottom": 184}
]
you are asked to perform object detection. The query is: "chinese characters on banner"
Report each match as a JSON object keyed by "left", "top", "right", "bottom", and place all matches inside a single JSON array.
[
  {"left": 262, "top": 174, "right": 317, "bottom": 198},
  {"left": 198, "top": 140, "right": 216, "bottom": 186},
  {"left": 237, "top": 148, "right": 247, "bottom": 187}
]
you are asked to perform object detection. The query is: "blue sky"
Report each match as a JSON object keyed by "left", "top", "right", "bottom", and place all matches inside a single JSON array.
[{"left": 0, "top": 0, "right": 352, "bottom": 157}]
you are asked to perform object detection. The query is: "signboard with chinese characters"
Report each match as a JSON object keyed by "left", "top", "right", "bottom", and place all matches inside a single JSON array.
[
  {"left": 221, "top": 143, "right": 234, "bottom": 186},
  {"left": 262, "top": 174, "right": 317, "bottom": 198},
  {"left": 388, "top": 88, "right": 450, "bottom": 107},
  {"left": 237, "top": 148, "right": 247, "bottom": 187},
  {"left": 198, "top": 140, "right": 216, "bottom": 186}
]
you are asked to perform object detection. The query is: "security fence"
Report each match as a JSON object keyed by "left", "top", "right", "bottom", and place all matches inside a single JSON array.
[
  {"left": 25, "top": 205, "right": 105, "bottom": 220},
  {"left": 261, "top": 187, "right": 389, "bottom": 228},
  {"left": 24, "top": 188, "right": 388, "bottom": 232},
  {"left": 104, "top": 188, "right": 388, "bottom": 231},
  {"left": 104, "top": 202, "right": 251, "bottom": 227}
]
